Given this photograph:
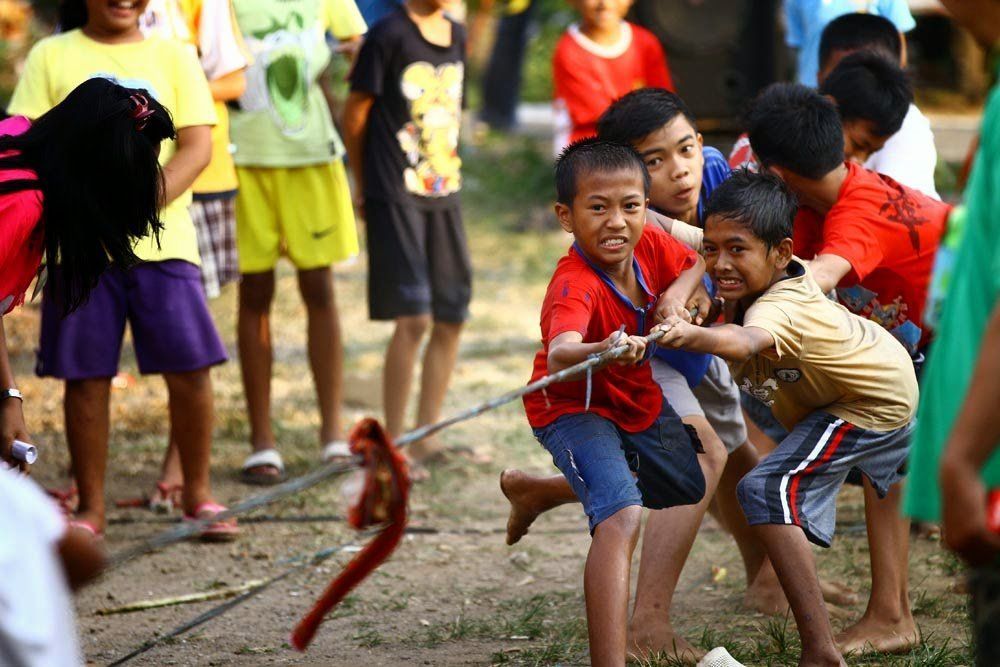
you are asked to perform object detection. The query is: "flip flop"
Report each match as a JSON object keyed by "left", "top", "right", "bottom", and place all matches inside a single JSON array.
[
  {"left": 321, "top": 440, "right": 354, "bottom": 463},
  {"left": 47, "top": 485, "right": 79, "bottom": 516},
  {"left": 149, "top": 482, "right": 183, "bottom": 514},
  {"left": 67, "top": 518, "right": 104, "bottom": 541},
  {"left": 698, "top": 647, "right": 745, "bottom": 667},
  {"left": 240, "top": 448, "right": 285, "bottom": 486},
  {"left": 183, "top": 501, "right": 240, "bottom": 543}
]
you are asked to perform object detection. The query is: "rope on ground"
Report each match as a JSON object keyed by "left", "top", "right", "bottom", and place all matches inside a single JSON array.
[
  {"left": 107, "top": 540, "right": 364, "bottom": 666},
  {"left": 106, "top": 325, "right": 669, "bottom": 570}
]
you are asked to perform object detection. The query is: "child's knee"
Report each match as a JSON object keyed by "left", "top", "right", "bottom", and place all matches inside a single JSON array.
[
  {"left": 297, "top": 268, "right": 334, "bottom": 307},
  {"left": 396, "top": 314, "right": 432, "bottom": 340},
  {"left": 594, "top": 505, "right": 642, "bottom": 541},
  {"left": 239, "top": 274, "right": 275, "bottom": 312}
]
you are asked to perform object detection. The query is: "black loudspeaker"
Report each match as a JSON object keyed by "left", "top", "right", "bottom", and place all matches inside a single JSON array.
[{"left": 631, "top": 0, "right": 783, "bottom": 129}]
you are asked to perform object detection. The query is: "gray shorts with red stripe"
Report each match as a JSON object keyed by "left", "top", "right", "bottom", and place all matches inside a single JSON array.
[{"left": 737, "top": 411, "right": 912, "bottom": 547}]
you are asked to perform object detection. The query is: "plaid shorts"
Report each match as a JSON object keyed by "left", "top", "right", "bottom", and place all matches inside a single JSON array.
[{"left": 190, "top": 194, "right": 239, "bottom": 298}]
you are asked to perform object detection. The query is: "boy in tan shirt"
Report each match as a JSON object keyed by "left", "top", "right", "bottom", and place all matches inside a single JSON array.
[{"left": 656, "top": 170, "right": 917, "bottom": 666}]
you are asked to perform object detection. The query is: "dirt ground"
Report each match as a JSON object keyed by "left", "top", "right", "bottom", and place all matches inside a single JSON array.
[{"left": 11, "top": 140, "right": 973, "bottom": 666}]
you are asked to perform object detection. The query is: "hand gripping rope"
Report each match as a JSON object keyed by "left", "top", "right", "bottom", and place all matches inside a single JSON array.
[{"left": 106, "top": 320, "right": 678, "bottom": 659}]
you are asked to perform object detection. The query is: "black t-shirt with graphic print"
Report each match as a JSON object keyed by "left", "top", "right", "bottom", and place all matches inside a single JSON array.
[{"left": 350, "top": 8, "right": 465, "bottom": 210}]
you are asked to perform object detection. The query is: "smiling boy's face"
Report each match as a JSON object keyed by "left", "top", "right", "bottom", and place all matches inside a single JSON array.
[
  {"left": 631, "top": 115, "right": 705, "bottom": 223},
  {"left": 703, "top": 215, "right": 791, "bottom": 303},
  {"left": 556, "top": 167, "right": 648, "bottom": 274}
]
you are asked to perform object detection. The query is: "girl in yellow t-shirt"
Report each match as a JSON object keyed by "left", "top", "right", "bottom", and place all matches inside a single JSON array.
[{"left": 8, "top": 0, "right": 239, "bottom": 540}]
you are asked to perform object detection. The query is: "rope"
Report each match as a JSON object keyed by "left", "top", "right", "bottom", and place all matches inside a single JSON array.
[
  {"left": 106, "top": 323, "right": 672, "bottom": 570},
  {"left": 107, "top": 540, "right": 364, "bottom": 666}
]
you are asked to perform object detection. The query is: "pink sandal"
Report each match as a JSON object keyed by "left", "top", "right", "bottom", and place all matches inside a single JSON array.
[
  {"left": 67, "top": 518, "right": 104, "bottom": 541},
  {"left": 183, "top": 502, "right": 240, "bottom": 543}
]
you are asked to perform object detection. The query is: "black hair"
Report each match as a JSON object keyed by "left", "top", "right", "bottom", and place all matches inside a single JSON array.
[
  {"left": 819, "top": 13, "right": 903, "bottom": 69},
  {"left": 745, "top": 83, "right": 844, "bottom": 180},
  {"left": 596, "top": 87, "right": 698, "bottom": 145},
  {"left": 703, "top": 170, "right": 797, "bottom": 250},
  {"left": 820, "top": 51, "right": 912, "bottom": 137},
  {"left": 555, "top": 137, "right": 650, "bottom": 205},
  {"left": 57, "top": 0, "right": 87, "bottom": 31},
  {"left": 0, "top": 77, "right": 175, "bottom": 312}
]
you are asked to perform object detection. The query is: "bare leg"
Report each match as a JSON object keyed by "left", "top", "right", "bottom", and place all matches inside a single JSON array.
[
  {"left": 65, "top": 379, "right": 112, "bottom": 532},
  {"left": 500, "top": 470, "right": 578, "bottom": 544},
  {"left": 153, "top": 440, "right": 184, "bottom": 506},
  {"left": 711, "top": 440, "right": 788, "bottom": 614},
  {"left": 162, "top": 369, "right": 216, "bottom": 514},
  {"left": 383, "top": 314, "right": 430, "bottom": 439},
  {"left": 744, "top": 407, "right": 778, "bottom": 458},
  {"left": 298, "top": 267, "right": 344, "bottom": 444},
  {"left": 410, "top": 320, "right": 463, "bottom": 460},
  {"left": 238, "top": 271, "right": 276, "bottom": 467},
  {"left": 754, "top": 523, "right": 846, "bottom": 667},
  {"left": 585, "top": 505, "right": 643, "bottom": 667},
  {"left": 628, "top": 416, "right": 725, "bottom": 663},
  {"left": 835, "top": 480, "right": 919, "bottom": 654}
]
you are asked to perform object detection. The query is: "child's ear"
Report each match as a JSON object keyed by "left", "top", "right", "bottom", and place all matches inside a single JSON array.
[
  {"left": 696, "top": 132, "right": 704, "bottom": 148},
  {"left": 773, "top": 238, "right": 794, "bottom": 269},
  {"left": 554, "top": 202, "right": 574, "bottom": 234}
]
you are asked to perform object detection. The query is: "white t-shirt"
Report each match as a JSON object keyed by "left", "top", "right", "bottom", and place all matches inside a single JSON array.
[
  {"left": 865, "top": 104, "right": 940, "bottom": 200},
  {"left": 0, "top": 467, "right": 80, "bottom": 667}
]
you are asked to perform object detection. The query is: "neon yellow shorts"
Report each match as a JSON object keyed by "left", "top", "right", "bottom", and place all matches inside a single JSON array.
[{"left": 235, "top": 161, "right": 359, "bottom": 273}]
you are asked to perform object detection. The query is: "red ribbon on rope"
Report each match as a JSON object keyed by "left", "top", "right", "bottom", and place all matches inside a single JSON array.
[{"left": 290, "top": 418, "right": 410, "bottom": 651}]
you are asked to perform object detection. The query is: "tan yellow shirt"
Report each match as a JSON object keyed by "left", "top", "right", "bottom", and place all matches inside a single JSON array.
[{"left": 732, "top": 259, "right": 918, "bottom": 432}]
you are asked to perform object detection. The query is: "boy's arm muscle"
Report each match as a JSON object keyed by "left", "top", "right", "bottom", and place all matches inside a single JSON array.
[
  {"left": 162, "top": 125, "right": 212, "bottom": 205},
  {"left": 657, "top": 319, "right": 775, "bottom": 363},
  {"left": 342, "top": 91, "right": 375, "bottom": 201},
  {"left": 646, "top": 210, "right": 704, "bottom": 251},
  {"left": 547, "top": 331, "right": 607, "bottom": 373},
  {"left": 806, "top": 253, "right": 852, "bottom": 293}
]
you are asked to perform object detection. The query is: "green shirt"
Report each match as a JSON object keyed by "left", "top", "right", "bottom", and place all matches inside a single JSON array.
[
  {"left": 229, "top": 0, "right": 365, "bottom": 167},
  {"left": 905, "top": 65, "right": 1000, "bottom": 521}
]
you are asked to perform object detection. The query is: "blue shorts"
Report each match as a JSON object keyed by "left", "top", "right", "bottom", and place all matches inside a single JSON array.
[
  {"left": 532, "top": 402, "right": 706, "bottom": 533},
  {"left": 737, "top": 411, "right": 912, "bottom": 547}
]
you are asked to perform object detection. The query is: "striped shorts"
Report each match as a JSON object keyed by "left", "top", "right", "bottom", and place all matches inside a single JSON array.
[{"left": 736, "top": 411, "right": 912, "bottom": 547}]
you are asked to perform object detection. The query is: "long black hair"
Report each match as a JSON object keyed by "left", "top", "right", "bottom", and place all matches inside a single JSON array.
[{"left": 0, "top": 77, "right": 175, "bottom": 312}]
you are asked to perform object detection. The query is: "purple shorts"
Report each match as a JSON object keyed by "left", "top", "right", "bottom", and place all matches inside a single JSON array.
[{"left": 37, "top": 260, "right": 228, "bottom": 379}]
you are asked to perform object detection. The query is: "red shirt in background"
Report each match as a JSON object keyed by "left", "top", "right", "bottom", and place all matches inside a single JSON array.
[
  {"left": 0, "top": 116, "right": 43, "bottom": 315},
  {"left": 552, "top": 22, "right": 673, "bottom": 148},
  {"left": 794, "top": 161, "right": 949, "bottom": 353},
  {"left": 523, "top": 225, "right": 696, "bottom": 433}
]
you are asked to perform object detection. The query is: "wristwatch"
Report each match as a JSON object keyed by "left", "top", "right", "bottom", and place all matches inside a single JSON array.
[{"left": 0, "top": 388, "right": 23, "bottom": 401}]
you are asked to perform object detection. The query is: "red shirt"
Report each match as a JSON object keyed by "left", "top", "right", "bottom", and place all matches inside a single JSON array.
[
  {"left": 0, "top": 116, "right": 43, "bottom": 315},
  {"left": 553, "top": 22, "right": 674, "bottom": 145},
  {"left": 523, "top": 226, "right": 697, "bottom": 433},
  {"left": 793, "top": 162, "right": 949, "bottom": 352}
]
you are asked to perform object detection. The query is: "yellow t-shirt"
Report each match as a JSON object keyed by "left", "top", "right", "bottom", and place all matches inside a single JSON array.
[
  {"left": 8, "top": 30, "right": 218, "bottom": 264},
  {"left": 733, "top": 259, "right": 918, "bottom": 432}
]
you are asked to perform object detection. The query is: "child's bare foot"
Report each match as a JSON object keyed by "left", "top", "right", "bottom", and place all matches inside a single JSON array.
[
  {"left": 627, "top": 616, "right": 704, "bottom": 665},
  {"left": 820, "top": 580, "right": 860, "bottom": 607},
  {"left": 744, "top": 571, "right": 789, "bottom": 615},
  {"left": 835, "top": 613, "right": 920, "bottom": 655},
  {"left": 500, "top": 470, "right": 544, "bottom": 545}
]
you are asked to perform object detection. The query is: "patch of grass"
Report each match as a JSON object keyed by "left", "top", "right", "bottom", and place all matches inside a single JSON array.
[{"left": 353, "top": 622, "right": 385, "bottom": 648}]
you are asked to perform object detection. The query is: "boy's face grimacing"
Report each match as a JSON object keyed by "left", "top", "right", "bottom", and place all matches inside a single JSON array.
[
  {"left": 556, "top": 168, "right": 648, "bottom": 274},
  {"left": 842, "top": 118, "right": 888, "bottom": 164},
  {"left": 632, "top": 115, "right": 705, "bottom": 223},
  {"left": 572, "top": 0, "right": 633, "bottom": 31},
  {"left": 703, "top": 215, "right": 792, "bottom": 303}
]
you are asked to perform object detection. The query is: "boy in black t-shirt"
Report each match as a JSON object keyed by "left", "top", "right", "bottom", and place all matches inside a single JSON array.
[{"left": 343, "top": 0, "right": 471, "bottom": 463}]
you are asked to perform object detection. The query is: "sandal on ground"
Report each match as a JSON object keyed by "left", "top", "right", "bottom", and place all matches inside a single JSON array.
[
  {"left": 67, "top": 518, "right": 103, "bottom": 541},
  {"left": 698, "top": 647, "right": 745, "bottom": 667},
  {"left": 240, "top": 448, "right": 285, "bottom": 486},
  {"left": 47, "top": 485, "right": 79, "bottom": 516},
  {"left": 149, "top": 482, "right": 183, "bottom": 514},
  {"left": 321, "top": 440, "right": 354, "bottom": 464},
  {"left": 183, "top": 502, "right": 240, "bottom": 542}
]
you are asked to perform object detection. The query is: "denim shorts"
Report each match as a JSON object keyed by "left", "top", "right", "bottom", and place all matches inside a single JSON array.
[{"left": 532, "top": 402, "right": 706, "bottom": 533}]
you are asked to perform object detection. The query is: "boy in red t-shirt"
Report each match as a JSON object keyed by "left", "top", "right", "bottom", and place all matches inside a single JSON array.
[
  {"left": 745, "top": 82, "right": 948, "bottom": 654},
  {"left": 515, "top": 138, "right": 706, "bottom": 665},
  {"left": 552, "top": 0, "right": 673, "bottom": 152}
]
